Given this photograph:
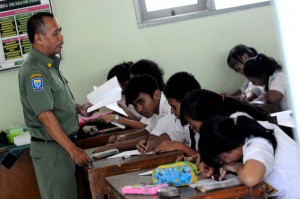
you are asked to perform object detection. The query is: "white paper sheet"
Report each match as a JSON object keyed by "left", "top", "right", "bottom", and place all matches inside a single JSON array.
[
  {"left": 87, "top": 77, "right": 122, "bottom": 113},
  {"left": 189, "top": 174, "right": 241, "bottom": 191},
  {"left": 139, "top": 170, "right": 154, "bottom": 176},
  {"left": 107, "top": 149, "right": 153, "bottom": 159},
  {"left": 271, "top": 110, "right": 295, "bottom": 128}
]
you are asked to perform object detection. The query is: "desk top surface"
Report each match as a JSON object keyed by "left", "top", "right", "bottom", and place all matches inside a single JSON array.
[
  {"left": 105, "top": 170, "right": 266, "bottom": 199},
  {"left": 82, "top": 150, "right": 183, "bottom": 174}
]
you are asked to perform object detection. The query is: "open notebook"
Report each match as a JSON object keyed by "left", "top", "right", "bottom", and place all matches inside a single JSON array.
[{"left": 189, "top": 174, "right": 241, "bottom": 192}]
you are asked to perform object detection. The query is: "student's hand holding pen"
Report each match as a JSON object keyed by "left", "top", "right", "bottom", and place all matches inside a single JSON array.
[
  {"left": 199, "top": 161, "right": 215, "bottom": 178},
  {"left": 136, "top": 135, "right": 153, "bottom": 154},
  {"left": 239, "top": 92, "right": 248, "bottom": 101}
]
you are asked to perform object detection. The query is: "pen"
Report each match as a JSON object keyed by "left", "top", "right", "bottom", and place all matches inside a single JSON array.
[{"left": 144, "top": 134, "right": 149, "bottom": 146}]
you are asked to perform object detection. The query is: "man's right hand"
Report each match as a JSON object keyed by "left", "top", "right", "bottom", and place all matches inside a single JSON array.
[{"left": 70, "top": 147, "right": 92, "bottom": 166}]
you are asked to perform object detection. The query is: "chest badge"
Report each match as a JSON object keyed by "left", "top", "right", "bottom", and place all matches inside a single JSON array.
[{"left": 32, "top": 78, "right": 43, "bottom": 91}]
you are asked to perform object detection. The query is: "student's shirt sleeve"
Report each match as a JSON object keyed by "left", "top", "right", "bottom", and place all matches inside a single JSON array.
[
  {"left": 24, "top": 70, "right": 54, "bottom": 116},
  {"left": 150, "top": 114, "right": 176, "bottom": 136},
  {"left": 243, "top": 137, "right": 275, "bottom": 177},
  {"left": 166, "top": 120, "right": 187, "bottom": 142},
  {"left": 269, "top": 71, "right": 287, "bottom": 95},
  {"left": 240, "top": 79, "right": 250, "bottom": 92}
]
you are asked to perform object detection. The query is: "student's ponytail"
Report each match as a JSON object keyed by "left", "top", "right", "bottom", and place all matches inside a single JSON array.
[{"left": 234, "top": 116, "right": 277, "bottom": 152}]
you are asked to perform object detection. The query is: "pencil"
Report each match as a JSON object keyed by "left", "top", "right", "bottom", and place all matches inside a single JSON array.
[
  {"left": 144, "top": 134, "right": 149, "bottom": 146},
  {"left": 98, "top": 127, "right": 120, "bottom": 133}
]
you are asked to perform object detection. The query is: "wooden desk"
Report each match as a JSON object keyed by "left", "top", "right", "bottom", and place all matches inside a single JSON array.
[
  {"left": 0, "top": 148, "right": 40, "bottom": 199},
  {"left": 75, "top": 128, "right": 137, "bottom": 149},
  {"left": 78, "top": 150, "right": 183, "bottom": 199},
  {"left": 106, "top": 171, "right": 266, "bottom": 199}
]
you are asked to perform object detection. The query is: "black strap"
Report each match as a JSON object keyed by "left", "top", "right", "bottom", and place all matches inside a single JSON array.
[
  {"left": 189, "top": 127, "right": 196, "bottom": 150},
  {"left": 31, "top": 137, "right": 55, "bottom": 142}
]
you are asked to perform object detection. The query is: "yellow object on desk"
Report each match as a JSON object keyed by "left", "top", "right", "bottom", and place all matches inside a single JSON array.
[{"left": 6, "top": 128, "right": 27, "bottom": 144}]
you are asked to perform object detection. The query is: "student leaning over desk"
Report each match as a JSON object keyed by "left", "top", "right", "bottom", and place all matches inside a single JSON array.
[
  {"left": 97, "top": 61, "right": 148, "bottom": 129},
  {"left": 93, "top": 74, "right": 176, "bottom": 153},
  {"left": 97, "top": 59, "right": 166, "bottom": 130},
  {"left": 179, "top": 89, "right": 271, "bottom": 177},
  {"left": 243, "top": 53, "right": 289, "bottom": 111},
  {"left": 197, "top": 113, "right": 300, "bottom": 199},
  {"left": 227, "top": 44, "right": 264, "bottom": 101},
  {"left": 136, "top": 71, "right": 201, "bottom": 156}
]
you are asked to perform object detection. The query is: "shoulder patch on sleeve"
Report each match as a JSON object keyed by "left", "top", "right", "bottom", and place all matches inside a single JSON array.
[
  {"left": 31, "top": 78, "right": 43, "bottom": 92},
  {"left": 30, "top": 73, "right": 42, "bottom": 79}
]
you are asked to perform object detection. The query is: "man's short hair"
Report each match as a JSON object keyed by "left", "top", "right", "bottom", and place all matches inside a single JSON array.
[
  {"left": 164, "top": 71, "right": 201, "bottom": 102},
  {"left": 27, "top": 12, "right": 54, "bottom": 44}
]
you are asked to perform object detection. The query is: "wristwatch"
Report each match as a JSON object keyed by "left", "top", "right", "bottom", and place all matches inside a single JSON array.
[{"left": 114, "top": 114, "right": 120, "bottom": 123}]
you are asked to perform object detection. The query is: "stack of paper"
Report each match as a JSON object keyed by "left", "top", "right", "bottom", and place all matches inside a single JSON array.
[
  {"left": 86, "top": 77, "right": 128, "bottom": 128},
  {"left": 13, "top": 132, "right": 31, "bottom": 146}
]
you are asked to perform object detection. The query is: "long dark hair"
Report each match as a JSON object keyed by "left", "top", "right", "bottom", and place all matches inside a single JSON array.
[
  {"left": 180, "top": 89, "right": 270, "bottom": 125},
  {"left": 227, "top": 44, "right": 258, "bottom": 72},
  {"left": 198, "top": 115, "right": 277, "bottom": 168},
  {"left": 243, "top": 53, "right": 282, "bottom": 91}
]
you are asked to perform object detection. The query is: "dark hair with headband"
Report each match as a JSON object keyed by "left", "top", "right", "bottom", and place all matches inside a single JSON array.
[{"left": 227, "top": 44, "right": 258, "bottom": 72}]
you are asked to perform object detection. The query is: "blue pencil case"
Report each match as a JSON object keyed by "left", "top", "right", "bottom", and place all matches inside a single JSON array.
[{"left": 152, "top": 161, "right": 198, "bottom": 186}]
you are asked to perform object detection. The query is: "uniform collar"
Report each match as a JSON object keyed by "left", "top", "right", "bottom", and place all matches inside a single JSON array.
[{"left": 30, "top": 48, "right": 61, "bottom": 70}]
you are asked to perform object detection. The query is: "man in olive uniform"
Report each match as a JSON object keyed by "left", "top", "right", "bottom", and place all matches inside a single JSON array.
[{"left": 18, "top": 12, "right": 92, "bottom": 199}]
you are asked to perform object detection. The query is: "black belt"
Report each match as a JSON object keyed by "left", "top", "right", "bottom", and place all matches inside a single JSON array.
[{"left": 31, "top": 134, "right": 77, "bottom": 143}]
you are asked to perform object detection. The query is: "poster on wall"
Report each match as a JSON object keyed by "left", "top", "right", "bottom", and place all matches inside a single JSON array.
[{"left": 0, "top": 0, "right": 53, "bottom": 71}]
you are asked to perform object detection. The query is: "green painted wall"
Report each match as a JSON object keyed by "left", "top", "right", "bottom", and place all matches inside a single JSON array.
[{"left": 0, "top": 0, "right": 281, "bottom": 129}]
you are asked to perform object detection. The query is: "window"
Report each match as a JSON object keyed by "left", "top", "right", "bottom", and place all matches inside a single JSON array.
[{"left": 133, "top": 0, "right": 270, "bottom": 28}]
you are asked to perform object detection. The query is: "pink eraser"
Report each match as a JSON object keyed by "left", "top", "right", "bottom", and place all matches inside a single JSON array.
[{"left": 122, "top": 183, "right": 168, "bottom": 195}]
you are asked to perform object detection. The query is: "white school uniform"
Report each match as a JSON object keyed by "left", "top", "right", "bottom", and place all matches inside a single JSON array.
[
  {"left": 240, "top": 79, "right": 264, "bottom": 97},
  {"left": 166, "top": 120, "right": 200, "bottom": 151},
  {"left": 145, "top": 93, "right": 176, "bottom": 136},
  {"left": 243, "top": 121, "right": 300, "bottom": 199},
  {"left": 268, "top": 70, "right": 289, "bottom": 110}
]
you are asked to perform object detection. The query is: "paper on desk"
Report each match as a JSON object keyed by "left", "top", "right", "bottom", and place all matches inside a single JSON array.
[
  {"left": 139, "top": 170, "right": 154, "bottom": 176},
  {"left": 108, "top": 150, "right": 153, "bottom": 159},
  {"left": 189, "top": 174, "right": 241, "bottom": 192},
  {"left": 270, "top": 110, "right": 295, "bottom": 128}
]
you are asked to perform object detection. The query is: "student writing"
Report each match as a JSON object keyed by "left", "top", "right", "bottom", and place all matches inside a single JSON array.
[
  {"left": 197, "top": 114, "right": 300, "bottom": 199},
  {"left": 227, "top": 44, "right": 264, "bottom": 102},
  {"left": 243, "top": 53, "right": 289, "bottom": 111},
  {"left": 136, "top": 71, "right": 201, "bottom": 156},
  {"left": 93, "top": 74, "right": 176, "bottom": 153}
]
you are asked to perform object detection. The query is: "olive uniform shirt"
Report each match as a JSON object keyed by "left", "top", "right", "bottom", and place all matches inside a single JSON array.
[{"left": 18, "top": 48, "right": 79, "bottom": 140}]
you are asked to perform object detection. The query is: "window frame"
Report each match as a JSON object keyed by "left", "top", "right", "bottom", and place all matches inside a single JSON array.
[{"left": 133, "top": 0, "right": 271, "bottom": 28}]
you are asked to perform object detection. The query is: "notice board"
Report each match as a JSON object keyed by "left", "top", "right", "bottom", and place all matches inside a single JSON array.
[{"left": 0, "top": 0, "right": 53, "bottom": 71}]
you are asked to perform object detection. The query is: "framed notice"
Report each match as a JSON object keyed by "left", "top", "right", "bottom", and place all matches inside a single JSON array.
[{"left": 0, "top": 0, "right": 53, "bottom": 71}]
